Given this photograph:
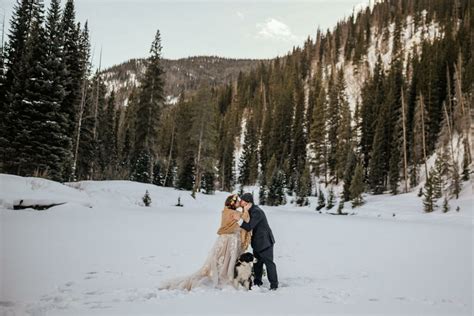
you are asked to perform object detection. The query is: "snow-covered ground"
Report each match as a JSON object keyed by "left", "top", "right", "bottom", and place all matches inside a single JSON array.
[{"left": 1, "top": 174, "right": 472, "bottom": 315}]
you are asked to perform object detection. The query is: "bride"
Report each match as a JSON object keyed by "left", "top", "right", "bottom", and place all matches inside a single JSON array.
[{"left": 160, "top": 194, "right": 251, "bottom": 291}]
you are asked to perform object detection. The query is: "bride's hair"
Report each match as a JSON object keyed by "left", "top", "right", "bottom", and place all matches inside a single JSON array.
[{"left": 225, "top": 194, "right": 239, "bottom": 210}]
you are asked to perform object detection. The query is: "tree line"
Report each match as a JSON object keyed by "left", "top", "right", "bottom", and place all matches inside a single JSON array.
[{"left": 1, "top": 0, "right": 471, "bottom": 212}]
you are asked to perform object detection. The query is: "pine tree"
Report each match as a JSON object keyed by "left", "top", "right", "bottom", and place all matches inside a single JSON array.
[
  {"left": 131, "top": 151, "right": 152, "bottom": 183},
  {"left": 296, "top": 164, "right": 311, "bottom": 206},
  {"left": 350, "top": 162, "right": 364, "bottom": 207},
  {"left": 215, "top": 84, "right": 238, "bottom": 192},
  {"left": 342, "top": 149, "right": 357, "bottom": 201},
  {"left": 158, "top": 105, "right": 178, "bottom": 188},
  {"left": 0, "top": 22, "right": 5, "bottom": 171},
  {"left": 327, "top": 70, "right": 350, "bottom": 183},
  {"left": 389, "top": 125, "right": 402, "bottom": 195},
  {"left": 411, "top": 94, "right": 429, "bottom": 186},
  {"left": 337, "top": 200, "right": 345, "bottom": 215},
  {"left": 432, "top": 156, "right": 444, "bottom": 199},
  {"left": 142, "top": 190, "right": 151, "bottom": 207},
  {"left": 309, "top": 71, "right": 327, "bottom": 180},
  {"left": 43, "top": 0, "right": 69, "bottom": 179},
  {"left": 2, "top": 0, "right": 35, "bottom": 173},
  {"left": 72, "top": 22, "right": 92, "bottom": 180},
  {"left": 316, "top": 189, "right": 326, "bottom": 211},
  {"left": 289, "top": 73, "right": 307, "bottom": 191},
  {"left": 239, "top": 115, "right": 258, "bottom": 186},
  {"left": 259, "top": 183, "right": 268, "bottom": 206},
  {"left": 386, "top": 56, "right": 404, "bottom": 196},
  {"left": 8, "top": 0, "right": 45, "bottom": 176},
  {"left": 152, "top": 161, "right": 163, "bottom": 186},
  {"left": 266, "top": 164, "right": 286, "bottom": 207},
  {"left": 271, "top": 170, "right": 286, "bottom": 206},
  {"left": 98, "top": 90, "right": 118, "bottom": 178},
  {"left": 190, "top": 87, "right": 218, "bottom": 197},
  {"left": 201, "top": 172, "right": 215, "bottom": 195},
  {"left": 61, "top": 0, "right": 85, "bottom": 178},
  {"left": 177, "top": 156, "right": 194, "bottom": 191},
  {"left": 450, "top": 163, "right": 461, "bottom": 199},
  {"left": 132, "top": 30, "right": 165, "bottom": 182},
  {"left": 368, "top": 108, "right": 388, "bottom": 194},
  {"left": 360, "top": 56, "right": 384, "bottom": 175},
  {"left": 462, "top": 145, "right": 470, "bottom": 181},
  {"left": 8, "top": 0, "right": 69, "bottom": 179},
  {"left": 76, "top": 75, "right": 103, "bottom": 180},
  {"left": 423, "top": 170, "right": 437, "bottom": 213},
  {"left": 326, "top": 73, "right": 339, "bottom": 180},
  {"left": 335, "top": 71, "right": 352, "bottom": 183},
  {"left": 175, "top": 97, "right": 195, "bottom": 191},
  {"left": 326, "top": 187, "right": 335, "bottom": 210},
  {"left": 442, "top": 196, "right": 450, "bottom": 213}
]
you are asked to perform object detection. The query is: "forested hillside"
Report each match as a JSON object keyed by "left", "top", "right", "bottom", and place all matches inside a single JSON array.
[
  {"left": 1, "top": 0, "right": 471, "bottom": 212},
  {"left": 101, "top": 56, "right": 266, "bottom": 107}
]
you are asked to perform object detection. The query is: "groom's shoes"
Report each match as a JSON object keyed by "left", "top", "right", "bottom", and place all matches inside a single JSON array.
[
  {"left": 270, "top": 284, "right": 278, "bottom": 291},
  {"left": 254, "top": 280, "right": 263, "bottom": 287}
]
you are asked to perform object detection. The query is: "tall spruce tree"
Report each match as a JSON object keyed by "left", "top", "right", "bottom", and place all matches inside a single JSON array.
[
  {"left": 132, "top": 30, "right": 165, "bottom": 182},
  {"left": 0, "top": 15, "right": 7, "bottom": 171},
  {"left": 43, "top": 0, "right": 69, "bottom": 179},
  {"left": 289, "top": 72, "right": 307, "bottom": 191},
  {"left": 98, "top": 90, "right": 118, "bottom": 179},
  {"left": 326, "top": 72, "right": 340, "bottom": 180},
  {"left": 309, "top": 70, "right": 327, "bottom": 181},
  {"left": 350, "top": 162, "right": 364, "bottom": 207},
  {"left": 239, "top": 114, "right": 259, "bottom": 186},
  {"left": 423, "top": 169, "right": 437, "bottom": 213},
  {"left": 368, "top": 105, "right": 389, "bottom": 194},
  {"left": 296, "top": 164, "right": 311, "bottom": 206},
  {"left": 342, "top": 148, "right": 357, "bottom": 201},
  {"left": 175, "top": 97, "right": 195, "bottom": 190},
  {"left": 61, "top": 0, "right": 84, "bottom": 178},
  {"left": 411, "top": 94, "right": 429, "bottom": 186},
  {"left": 190, "top": 87, "right": 218, "bottom": 197},
  {"left": 2, "top": 0, "right": 35, "bottom": 173},
  {"left": 360, "top": 56, "right": 384, "bottom": 175},
  {"left": 8, "top": 0, "right": 50, "bottom": 176}
]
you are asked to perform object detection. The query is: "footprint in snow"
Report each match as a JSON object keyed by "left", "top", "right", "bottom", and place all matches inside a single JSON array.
[
  {"left": 85, "top": 271, "right": 99, "bottom": 280},
  {"left": 84, "top": 290, "right": 103, "bottom": 296}
]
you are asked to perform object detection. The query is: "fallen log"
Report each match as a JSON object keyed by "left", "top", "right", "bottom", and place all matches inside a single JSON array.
[{"left": 13, "top": 200, "right": 66, "bottom": 211}]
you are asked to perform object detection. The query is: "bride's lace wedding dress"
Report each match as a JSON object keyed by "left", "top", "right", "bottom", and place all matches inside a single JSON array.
[{"left": 160, "top": 230, "right": 242, "bottom": 291}]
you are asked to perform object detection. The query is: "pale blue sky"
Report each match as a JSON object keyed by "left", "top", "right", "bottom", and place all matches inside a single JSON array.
[{"left": 1, "top": 0, "right": 369, "bottom": 68}]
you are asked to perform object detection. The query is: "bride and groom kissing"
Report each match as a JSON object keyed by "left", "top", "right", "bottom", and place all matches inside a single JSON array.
[{"left": 160, "top": 193, "right": 279, "bottom": 291}]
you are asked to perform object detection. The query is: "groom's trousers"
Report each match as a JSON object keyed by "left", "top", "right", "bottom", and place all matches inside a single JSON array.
[{"left": 254, "top": 246, "right": 278, "bottom": 288}]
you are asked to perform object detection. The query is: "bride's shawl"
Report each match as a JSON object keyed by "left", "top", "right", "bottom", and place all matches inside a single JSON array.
[
  {"left": 217, "top": 207, "right": 252, "bottom": 251},
  {"left": 217, "top": 207, "right": 241, "bottom": 235}
]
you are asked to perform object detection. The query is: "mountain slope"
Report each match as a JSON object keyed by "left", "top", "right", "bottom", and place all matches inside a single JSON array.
[{"left": 102, "top": 56, "right": 267, "bottom": 106}]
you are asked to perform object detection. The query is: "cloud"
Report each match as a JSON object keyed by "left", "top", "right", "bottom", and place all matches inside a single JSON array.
[
  {"left": 256, "top": 18, "right": 299, "bottom": 42},
  {"left": 236, "top": 11, "right": 245, "bottom": 19}
]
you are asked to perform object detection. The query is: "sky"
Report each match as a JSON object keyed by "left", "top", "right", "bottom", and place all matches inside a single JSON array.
[{"left": 0, "top": 0, "right": 370, "bottom": 69}]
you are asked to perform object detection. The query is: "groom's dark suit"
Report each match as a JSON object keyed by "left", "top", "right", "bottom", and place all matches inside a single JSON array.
[{"left": 241, "top": 204, "right": 278, "bottom": 289}]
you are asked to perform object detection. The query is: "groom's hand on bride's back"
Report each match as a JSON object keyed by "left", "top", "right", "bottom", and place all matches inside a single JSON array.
[{"left": 232, "top": 213, "right": 241, "bottom": 221}]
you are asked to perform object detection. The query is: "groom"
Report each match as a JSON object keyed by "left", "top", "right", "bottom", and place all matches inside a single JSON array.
[{"left": 237, "top": 192, "right": 279, "bottom": 290}]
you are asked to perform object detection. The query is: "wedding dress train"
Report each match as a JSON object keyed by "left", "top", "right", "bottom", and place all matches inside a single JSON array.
[{"left": 160, "top": 230, "right": 241, "bottom": 291}]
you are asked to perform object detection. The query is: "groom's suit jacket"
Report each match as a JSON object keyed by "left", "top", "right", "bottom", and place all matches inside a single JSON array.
[{"left": 241, "top": 205, "right": 275, "bottom": 253}]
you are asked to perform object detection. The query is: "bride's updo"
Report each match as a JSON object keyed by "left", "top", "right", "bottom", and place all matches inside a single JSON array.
[{"left": 225, "top": 194, "right": 239, "bottom": 210}]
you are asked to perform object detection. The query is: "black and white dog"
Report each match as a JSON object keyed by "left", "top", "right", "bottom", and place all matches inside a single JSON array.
[{"left": 234, "top": 252, "right": 257, "bottom": 290}]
